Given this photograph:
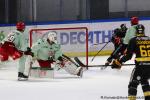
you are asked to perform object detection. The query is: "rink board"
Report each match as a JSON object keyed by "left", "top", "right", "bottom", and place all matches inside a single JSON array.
[{"left": 1, "top": 18, "right": 150, "bottom": 56}]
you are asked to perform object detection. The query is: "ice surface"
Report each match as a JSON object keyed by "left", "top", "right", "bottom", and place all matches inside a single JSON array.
[{"left": 0, "top": 56, "right": 147, "bottom": 100}]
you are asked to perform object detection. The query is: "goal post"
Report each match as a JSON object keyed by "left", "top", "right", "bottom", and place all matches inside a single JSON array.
[{"left": 29, "top": 27, "right": 89, "bottom": 66}]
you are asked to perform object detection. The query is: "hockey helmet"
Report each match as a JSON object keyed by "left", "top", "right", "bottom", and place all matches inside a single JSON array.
[
  {"left": 135, "top": 24, "right": 145, "bottom": 36},
  {"left": 114, "top": 28, "right": 121, "bottom": 35},
  {"left": 47, "top": 31, "right": 57, "bottom": 43},
  {"left": 131, "top": 16, "right": 139, "bottom": 25},
  {"left": 120, "top": 24, "right": 127, "bottom": 32},
  {"left": 16, "top": 21, "right": 25, "bottom": 31}
]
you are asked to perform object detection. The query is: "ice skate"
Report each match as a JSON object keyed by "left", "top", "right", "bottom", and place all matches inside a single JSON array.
[
  {"left": 18, "top": 72, "right": 28, "bottom": 81},
  {"left": 105, "top": 61, "right": 111, "bottom": 66}
]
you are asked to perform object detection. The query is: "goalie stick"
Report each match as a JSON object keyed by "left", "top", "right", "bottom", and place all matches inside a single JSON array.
[
  {"left": 74, "top": 57, "right": 135, "bottom": 67},
  {"left": 90, "top": 41, "right": 110, "bottom": 47}
]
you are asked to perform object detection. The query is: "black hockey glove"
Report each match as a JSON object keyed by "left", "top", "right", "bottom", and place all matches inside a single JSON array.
[
  {"left": 111, "top": 59, "right": 122, "bottom": 69},
  {"left": 27, "top": 47, "right": 31, "bottom": 52},
  {"left": 24, "top": 47, "right": 34, "bottom": 57},
  {"left": 57, "top": 56, "right": 66, "bottom": 67},
  {"left": 48, "top": 56, "right": 54, "bottom": 61},
  {"left": 58, "top": 56, "right": 63, "bottom": 61}
]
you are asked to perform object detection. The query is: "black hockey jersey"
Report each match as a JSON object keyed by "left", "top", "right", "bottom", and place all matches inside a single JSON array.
[{"left": 121, "top": 36, "right": 150, "bottom": 65}]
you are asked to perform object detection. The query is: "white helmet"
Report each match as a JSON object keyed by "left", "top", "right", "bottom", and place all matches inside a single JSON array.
[{"left": 47, "top": 31, "right": 57, "bottom": 43}]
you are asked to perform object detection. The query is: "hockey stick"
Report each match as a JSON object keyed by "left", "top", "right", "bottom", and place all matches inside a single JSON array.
[
  {"left": 74, "top": 57, "right": 135, "bottom": 68},
  {"left": 91, "top": 42, "right": 109, "bottom": 62},
  {"left": 90, "top": 41, "right": 110, "bottom": 47}
]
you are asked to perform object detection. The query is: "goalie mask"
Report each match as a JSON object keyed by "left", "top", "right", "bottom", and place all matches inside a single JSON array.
[
  {"left": 135, "top": 24, "right": 145, "bottom": 36},
  {"left": 47, "top": 31, "right": 57, "bottom": 43}
]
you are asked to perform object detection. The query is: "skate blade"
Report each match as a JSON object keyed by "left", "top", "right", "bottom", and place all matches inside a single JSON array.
[{"left": 18, "top": 77, "right": 28, "bottom": 81}]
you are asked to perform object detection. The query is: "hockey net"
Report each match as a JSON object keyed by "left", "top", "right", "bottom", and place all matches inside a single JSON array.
[{"left": 29, "top": 27, "right": 89, "bottom": 66}]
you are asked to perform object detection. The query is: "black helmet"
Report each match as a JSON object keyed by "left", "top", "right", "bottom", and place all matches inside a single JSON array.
[
  {"left": 120, "top": 24, "right": 127, "bottom": 32},
  {"left": 114, "top": 28, "right": 120, "bottom": 34},
  {"left": 136, "top": 24, "right": 145, "bottom": 36},
  {"left": 113, "top": 28, "right": 121, "bottom": 36}
]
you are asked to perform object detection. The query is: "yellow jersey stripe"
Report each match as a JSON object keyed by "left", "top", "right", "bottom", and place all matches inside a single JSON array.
[{"left": 135, "top": 57, "right": 150, "bottom": 61}]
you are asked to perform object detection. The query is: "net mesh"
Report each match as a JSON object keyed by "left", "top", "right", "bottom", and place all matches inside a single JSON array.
[{"left": 29, "top": 27, "right": 88, "bottom": 66}]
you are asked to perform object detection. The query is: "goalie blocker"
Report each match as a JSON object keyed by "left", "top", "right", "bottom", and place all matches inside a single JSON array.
[{"left": 23, "top": 55, "right": 83, "bottom": 80}]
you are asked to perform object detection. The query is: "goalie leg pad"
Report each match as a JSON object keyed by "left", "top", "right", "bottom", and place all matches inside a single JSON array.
[
  {"left": 30, "top": 67, "right": 54, "bottom": 78},
  {"left": 25, "top": 56, "right": 54, "bottom": 78},
  {"left": 62, "top": 60, "right": 82, "bottom": 75}
]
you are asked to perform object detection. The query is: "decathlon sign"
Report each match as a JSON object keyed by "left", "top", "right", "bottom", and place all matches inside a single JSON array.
[{"left": 59, "top": 30, "right": 113, "bottom": 45}]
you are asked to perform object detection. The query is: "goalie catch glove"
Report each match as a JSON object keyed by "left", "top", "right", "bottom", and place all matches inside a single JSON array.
[
  {"left": 111, "top": 59, "right": 122, "bottom": 69},
  {"left": 24, "top": 47, "right": 34, "bottom": 57}
]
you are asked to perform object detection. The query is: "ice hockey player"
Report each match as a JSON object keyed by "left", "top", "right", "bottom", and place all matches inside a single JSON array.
[
  {"left": 23, "top": 31, "right": 83, "bottom": 80},
  {"left": 105, "top": 24, "right": 127, "bottom": 66},
  {"left": 105, "top": 16, "right": 139, "bottom": 66},
  {"left": 0, "top": 21, "right": 33, "bottom": 80},
  {"left": 111, "top": 24, "right": 150, "bottom": 100},
  {"left": 112, "top": 24, "right": 127, "bottom": 49},
  {"left": 123, "top": 16, "right": 139, "bottom": 45}
]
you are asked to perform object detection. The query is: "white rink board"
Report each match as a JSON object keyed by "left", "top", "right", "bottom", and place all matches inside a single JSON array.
[{"left": 1, "top": 19, "right": 150, "bottom": 56}]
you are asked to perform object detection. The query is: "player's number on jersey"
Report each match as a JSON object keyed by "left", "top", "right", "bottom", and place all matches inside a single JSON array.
[
  {"left": 7, "top": 34, "right": 15, "bottom": 42},
  {"left": 139, "top": 45, "right": 150, "bottom": 57}
]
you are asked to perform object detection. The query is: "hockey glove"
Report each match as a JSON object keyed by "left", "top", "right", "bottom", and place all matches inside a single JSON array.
[
  {"left": 57, "top": 56, "right": 63, "bottom": 61},
  {"left": 111, "top": 59, "right": 122, "bottom": 69},
  {"left": 27, "top": 47, "right": 31, "bottom": 52},
  {"left": 48, "top": 56, "right": 54, "bottom": 61},
  {"left": 57, "top": 56, "right": 66, "bottom": 67},
  {"left": 24, "top": 47, "right": 34, "bottom": 57}
]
